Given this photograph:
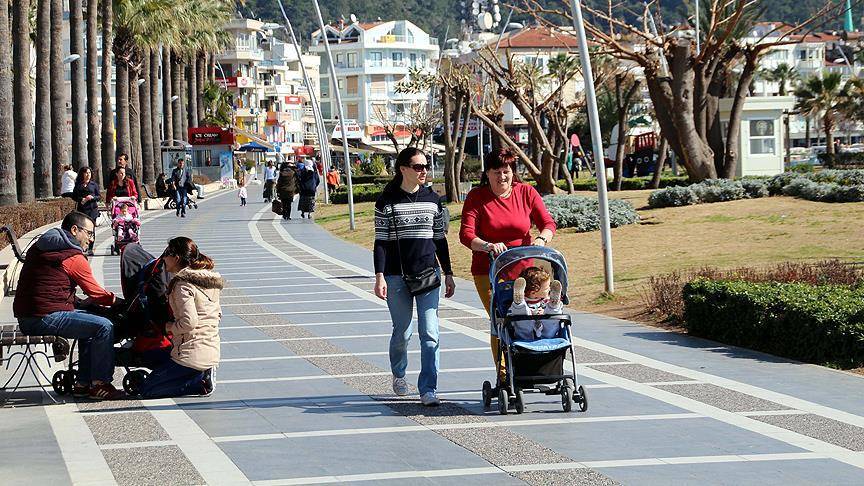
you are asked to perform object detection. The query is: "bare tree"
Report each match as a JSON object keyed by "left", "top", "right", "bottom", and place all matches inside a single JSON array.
[{"left": 369, "top": 104, "right": 404, "bottom": 154}]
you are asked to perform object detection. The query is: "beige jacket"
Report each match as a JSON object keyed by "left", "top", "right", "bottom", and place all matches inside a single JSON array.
[{"left": 167, "top": 268, "right": 224, "bottom": 371}]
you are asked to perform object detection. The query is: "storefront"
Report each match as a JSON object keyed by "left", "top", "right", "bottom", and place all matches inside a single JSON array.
[{"left": 187, "top": 127, "right": 236, "bottom": 182}]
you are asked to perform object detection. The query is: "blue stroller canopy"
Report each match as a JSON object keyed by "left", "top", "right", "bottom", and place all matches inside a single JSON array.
[{"left": 489, "top": 246, "right": 570, "bottom": 293}]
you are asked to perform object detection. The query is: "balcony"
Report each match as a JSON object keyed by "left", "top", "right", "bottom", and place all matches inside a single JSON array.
[
  {"left": 365, "top": 59, "right": 420, "bottom": 70},
  {"left": 374, "top": 35, "right": 438, "bottom": 46}
]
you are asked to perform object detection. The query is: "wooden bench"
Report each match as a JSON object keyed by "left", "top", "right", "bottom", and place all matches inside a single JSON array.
[{"left": 1, "top": 226, "right": 27, "bottom": 297}]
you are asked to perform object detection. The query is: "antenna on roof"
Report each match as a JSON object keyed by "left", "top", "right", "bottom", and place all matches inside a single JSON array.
[{"left": 350, "top": 13, "right": 358, "bottom": 23}]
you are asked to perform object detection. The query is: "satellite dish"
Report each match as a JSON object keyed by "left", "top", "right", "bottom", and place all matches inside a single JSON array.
[
  {"left": 349, "top": 13, "right": 357, "bottom": 23},
  {"left": 478, "top": 12, "right": 493, "bottom": 30}
]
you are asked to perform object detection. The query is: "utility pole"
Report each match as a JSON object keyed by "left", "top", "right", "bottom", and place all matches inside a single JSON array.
[{"left": 570, "top": 0, "right": 615, "bottom": 293}]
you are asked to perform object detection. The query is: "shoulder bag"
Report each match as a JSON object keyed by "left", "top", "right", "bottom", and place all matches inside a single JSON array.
[{"left": 389, "top": 204, "right": 441, "bottom": 296}]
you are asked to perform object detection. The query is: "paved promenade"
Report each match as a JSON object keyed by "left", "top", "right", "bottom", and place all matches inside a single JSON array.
[{"left": 1, "top": 185, "right": 863, "bottom": 485}]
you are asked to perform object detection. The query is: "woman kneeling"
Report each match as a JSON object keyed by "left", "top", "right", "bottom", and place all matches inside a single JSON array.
[{"left": 140, "top": 237, "right": 223, "bottom": 398}]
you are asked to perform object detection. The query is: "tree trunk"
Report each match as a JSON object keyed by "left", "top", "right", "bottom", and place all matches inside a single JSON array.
[
  {"left": 613, "top": 119, "right": 627, "bottom": 191},
  {"left": 805, "top": 117, "right": 811, "bottom": 148},
  {"left": 824, "top": 116, "right": 835, "bottom": 156},
  {"left": 163, "top": 47, "right": 173, "bottom": 142},
  {"left": 34, "top": 0, "right": 52, "bottom": 197},
  {"left": 455, "top": 100, "right": 473, "bottom": 201},
  {"left": 650, "top": 137, "right": 669, "bottom": 189},
  {"left": 196, "top": 52, "right": 205, "bottom": 124},
  {"left": 441, "top": 88, "right": 457, "bottom": 202},
  {"left": 187, "top": 56, "right": 198, "bottom": 129},
  {"left": 69, "top": 0, "right": 87, "bottom": 170},
  {"left": 181, "top": 59, "right": 189, "bottom": 139},
  {"left": 115, "top": 61, "right": 131, "bottom": 160},
  {"left": 100, "top": 0, "right": 114, "bottom": 186},
  {"left": 130, "top": 64, "right": 143, "bottom": 184},
  {"left": 0, "top": 0, "right": 16, "bottom": 206},
  {"left": 139, "top": 51, "right": 155, "bottom": 184},
  {"left": 150, "top": 48, "right": 160, "bottom": 173},
  {"left": 719, "top": 53, "right": 759, "bottom": 179},
  {"left": 171, "top": 52, "right": 183, "bottom": 142},
  {"left": 50, "top": 0, "right": 67, "bottom": 195},
  {"left": 86, "top": 0, "right": 101, "bottom": 187},
  {"left": 13, "top": 0, "right": 34, "bottom": 203},
  {"left": 669, "top": 40, "right": 716, "bottom": 181}
]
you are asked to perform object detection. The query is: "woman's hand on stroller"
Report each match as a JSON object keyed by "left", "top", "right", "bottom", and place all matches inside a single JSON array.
[
  {"left": 374, "top": 273, "right": 387, "bottom": 300},
  {"left": 484, "top": 242, "right": 508, "bottom": 256}
]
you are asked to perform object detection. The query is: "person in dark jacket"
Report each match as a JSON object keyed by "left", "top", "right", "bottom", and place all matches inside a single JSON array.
[
  {"left": 72, "top": 166, "right": 101, "bottom": 255},
  {"left": 275, "top": 161, "right": 298, "bottom": 220},
  {"left": 155, "top": 173, "right": 169, "bottom": 198},
  {"left": 13, "top": 211, "right": 125, "bottom": 400},
  {"left": 171, "top": 157, "right": 193, "bottom": 217},
  {"left": 298, "top": 162, "right": 320, "bottom": 219}
]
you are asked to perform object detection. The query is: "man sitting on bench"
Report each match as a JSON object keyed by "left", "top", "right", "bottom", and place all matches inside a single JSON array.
[{"left": 13, "top": 211, "right": 124, "bottom": 400}]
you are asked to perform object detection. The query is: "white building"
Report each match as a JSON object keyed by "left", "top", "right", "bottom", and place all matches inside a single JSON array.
[
  {"left": 216, "top": 18, "right": 321, "bottom": 154},
  {"left": 309, "top": 19, "right": 439, "bottom": 150}
]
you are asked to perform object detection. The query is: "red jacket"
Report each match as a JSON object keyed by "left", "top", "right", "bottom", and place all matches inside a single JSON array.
[
  {"left": 459, "top": 182, "right": 556, "bottom": 276},
  {"left": 107, "top": 177, "right": 138, "bottom": 202}
]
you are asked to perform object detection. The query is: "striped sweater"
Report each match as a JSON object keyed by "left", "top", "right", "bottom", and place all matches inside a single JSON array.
[{"left": 373, "top": 186, "right": 453, "bottom": 277}]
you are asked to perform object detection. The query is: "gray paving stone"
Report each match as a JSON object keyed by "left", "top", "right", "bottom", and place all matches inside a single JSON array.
[
  {"left": 76, "top": 399, "right": 146, "bottom": 412},
  {"left": 587, "top": 363, "right": 692, "bottom": 383},
  {"left": 102, "top": 445, "right": 204, "bottom": 485},
  {"left": 754, "top": 413, "right": 864, "bottom": 451},
  {"left": 654, "top": 383, "right": 789, "bottom": 412},
  {"left": 514, "top": 468, "right": 620, "bottom": 486},
  {"left": 572, "top": 346, "right": 624, "bottom": 364},
  {"left": 436, "top": 427, "right": 575, "bottom": 467},
  {"left": 83, "top": 411, "right": 169, "bottom": 445}
]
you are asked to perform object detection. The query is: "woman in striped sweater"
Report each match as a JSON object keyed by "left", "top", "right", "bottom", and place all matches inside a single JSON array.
[{"left": 373, "top": 147, "right": 456, "bottom": 407}]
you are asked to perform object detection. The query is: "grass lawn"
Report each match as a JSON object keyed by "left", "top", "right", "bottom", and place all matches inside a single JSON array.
[{"left": 315, "top": 191, "right": 864, "bottom": 321}]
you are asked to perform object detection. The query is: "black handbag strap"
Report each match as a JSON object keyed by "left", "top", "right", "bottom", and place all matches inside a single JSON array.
[{"left": 388, "top": 204, "right": 407, "bottom": 278}]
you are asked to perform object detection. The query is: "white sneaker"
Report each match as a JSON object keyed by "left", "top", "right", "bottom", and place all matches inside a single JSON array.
[
  {"left": 420, "top": 392, "right": 440, "bottom": 407},
  {"left": 392, "top": 376, "right": 408, "bottom": 396}
]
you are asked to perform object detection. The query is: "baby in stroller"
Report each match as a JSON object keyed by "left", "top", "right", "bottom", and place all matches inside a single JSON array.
[
  {"left": 110, "top": 197, "right": 141, "bottom": 255},
  {"left": 510, "top": 266, "right": 563, "bottom": 323}
]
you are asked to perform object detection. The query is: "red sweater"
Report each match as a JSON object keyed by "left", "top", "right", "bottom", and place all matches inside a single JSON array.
[{"left": 459, "top": 182, "right": 556, "bottom": 276}]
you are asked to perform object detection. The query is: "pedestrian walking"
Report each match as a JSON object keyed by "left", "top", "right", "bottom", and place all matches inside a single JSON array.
[
  {"left": 238, "top": 180, "right": 247, "bottom": 206},
  {"left": 106, "top": 166, "right": 139, "bottom": 203},
  {"left": 60, "top": 164, "right": 77, "bottom": 198},
  {"left": 263, "top": 160, "right": 277, "bottom": 202},
  {"left": 298, "top": 163, "right": 320, "bottom": 219},
  {"left": 276, "top": 161, "right": 298, "bottom": 220},
  {"left": 71, "top": 167, "right": 100, "bottom": 256},
  {"left": 326, "top": 166, "right": 341, "bottom": 194},
  {"left": 373, "top": 147, "right": 455, "bottom": 407},
  {"left": 110, "top": 154, "right": 141, "bottom": 202},
  {"left": 139, "top": 237, "right": 223, "bottom": 398},
  {"left": 172, "top": 157, "right": 193, "bottom": 218}
]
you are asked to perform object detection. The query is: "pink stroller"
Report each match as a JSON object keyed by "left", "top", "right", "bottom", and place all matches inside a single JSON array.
[{"left": 110, "top": 197, "right": 141, "bottom": 255}]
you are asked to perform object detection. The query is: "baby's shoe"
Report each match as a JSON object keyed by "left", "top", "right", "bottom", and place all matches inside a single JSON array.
[
  {"left": 513, "top": 277, "right": 526, "bottom": 305},
  {"left": 549, "top": 280, "right": 562, "bottom": 307}
]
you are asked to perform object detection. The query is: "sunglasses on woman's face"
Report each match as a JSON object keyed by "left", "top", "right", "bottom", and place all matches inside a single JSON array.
[{"left": 409, "top": 164, "right": 429, "bottom": 172}]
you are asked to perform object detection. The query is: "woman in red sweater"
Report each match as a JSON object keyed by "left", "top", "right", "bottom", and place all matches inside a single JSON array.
[
  {"left": 459, "top": 148, "right": 556, "bottom": 381},
  {"left": 106, "top": 166, "right": 139, "bottom": 202}
]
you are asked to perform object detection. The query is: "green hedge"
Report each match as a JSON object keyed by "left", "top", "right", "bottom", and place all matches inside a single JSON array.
[
  {"left": 330, "top": 183, "right": 384, "bottom": 204},
  {"left": 558, "top": 175, "right": 690, "bottom": 191},
  {"left": 817, "top": 152, "right": 864, "bottom": 168},
  {"left": 682, "top": 279, "right": 864, "bottom": 368}
]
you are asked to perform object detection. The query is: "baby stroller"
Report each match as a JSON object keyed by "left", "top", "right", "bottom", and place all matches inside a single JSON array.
[
  {"left": 481, "top": 246, "right": 588, "bottom": 415},
  {"left": 110, "top": 197, "right": 141, "bottom": 255},
  {"left": 51, "top": 243, "right": 172, "bottom": 397}
]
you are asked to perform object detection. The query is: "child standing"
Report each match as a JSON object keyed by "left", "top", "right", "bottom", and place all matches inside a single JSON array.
[{"left": 238, "top": 181, "right": 247, "bottom": 206}]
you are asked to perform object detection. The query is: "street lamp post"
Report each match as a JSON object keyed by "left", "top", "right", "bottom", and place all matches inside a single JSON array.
[
  {"left": 569, "top": 0, "right": 615, "bottom": 294},
  {"left": 312, "top": 0, "right": 356, "bottom": 229},
  {"left": 275, "top": 1, "right": 334, "bottom": 204}
]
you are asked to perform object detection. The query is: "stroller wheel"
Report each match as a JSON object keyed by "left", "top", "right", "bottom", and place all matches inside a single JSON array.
[
  {"left": 575, "top": 385, "right": 588, "bottom": 412},
  {"left": 52, "top": 370, "right": 68, "bottom": 395},
  {"left": 561, "top": 384, "right": 574, "bottom": 412},
  {"left": 514, "top": 388, "right": 525, "bottom": 414},
  {"left": 482, "top": 381, "right": 493, "bottom": 409},
  {"left": 497, "top": 388, "right": 509, "bottom": 415},
  {"left": 123, "top": 369, "right": 150, "bottom": 396}
]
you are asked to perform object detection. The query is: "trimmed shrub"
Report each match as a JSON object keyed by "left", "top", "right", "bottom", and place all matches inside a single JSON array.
[
  {"left": 0, "top": 198, "right": 76, "bottom": 250},
  {"left": 557, "top": 175, "right": 690, "bottom": 192},
  {"left": 683, "top": 279, "right": 864, "bottom": 368},
  {"left": 741, "top": 178, "right": 769, "bottom": 199},
  {"left": 767, "top": 172, "right": 802, "bottom": 195},
  {"left": 690, "top": 179, "right": 746, "bottom": 203},
  {"left": 817, "top": 152, "right": 864, "bottom": 169},
  {"left": 330, "top": 183, "right": 384, "bottom": 204},
  {"left": 648, "top": 186, "right": 699, "bottom": 208},
  {"left": 542, "top": 194, "right": 639, "bottom": 232}
]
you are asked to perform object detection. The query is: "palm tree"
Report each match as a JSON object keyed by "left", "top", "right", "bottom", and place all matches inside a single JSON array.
[
  {"left": 162, "top": 46, "right": 173, "bottom": 142},
  {"left": 34, "top": 0, "right": 52, "bottom": 197},
  {"left": 86, "top": 0, "right": 101, "bottom": 187},
  {"left": 100, "top": 0, "right": 114, "bottom": 186},
  {"left": 50, "top": 0, "right": 68, "bottom": 195},
  {"left": 795, "top": 72, "right": 847, "bottom": 156},
  {"left": 759, "top": 63, "right": 799, "bottom": 96},
  {"left": 139, "top": 49, "right": 155, "bottom": 183},
  {"left": 201, "top": 82, "right": 234, "bottom": 126},
  {"left": 69, "top": 0, "right": 87, "bottom": 169},
  {"left": 12, "top": 0, "right": 34, "bottom": 202},
  {"left": 149, "top": 48, "right": 160, "bottom": 177},
  {"left": 0, "top": 0, "right": 17, "bottom": 206}
]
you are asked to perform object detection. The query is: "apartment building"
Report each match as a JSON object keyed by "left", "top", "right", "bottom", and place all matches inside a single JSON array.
[{"left": 309, "top": 19, "right": 439, "bottom": 149}]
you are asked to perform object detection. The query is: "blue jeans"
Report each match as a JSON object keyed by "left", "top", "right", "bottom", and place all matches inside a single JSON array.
[
  {"left": 385, "top": 271, "right": 440, "bottom": 395},
  {"left": 18, "top": 310, "right": 114, "bottom": 384},
  {"left": 175, "top": 187, "right": 188, "bottom": 215},
  {"left": 140, "top": 357, "right": 206, "bottom": 398}
]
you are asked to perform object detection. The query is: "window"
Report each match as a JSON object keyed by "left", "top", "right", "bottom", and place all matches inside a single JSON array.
[
  {"left": 370, "top": 75, "right": 386, "bottom": 95},
  {"left": 336, "top": 53, "right": 344, "bottom": 66},
  {"left": 370, "top": 52, "right": 382, "bottom": 66},
  {"left": 346, "top": 103, "right": 359, "bottom": 120},
  {"left": 321, "top": 102, "right": 332, "bottom": 119},
  {"left": 371, "top": 103, "right": 387, "bottom": 119},
  {"left": 346, "top": 76, "right": 358, "bottom": 95},
  {"left": 320, "top": 79, "right": 330, "bottom": 97},
  {"left": 749, "top": 119, "right": 776, "bottom": 155},
  {"left": 392, "top": 52, "right": 403, "bottom": 65},
  {"left": 410, "top": 53, "right": 417, "bottom": 66},
  {"left": 347, "top": 52, "right": 357, "bottom": 68},
  {"left": 337, "top": 78, "right": 345, "bottom": 93}
]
